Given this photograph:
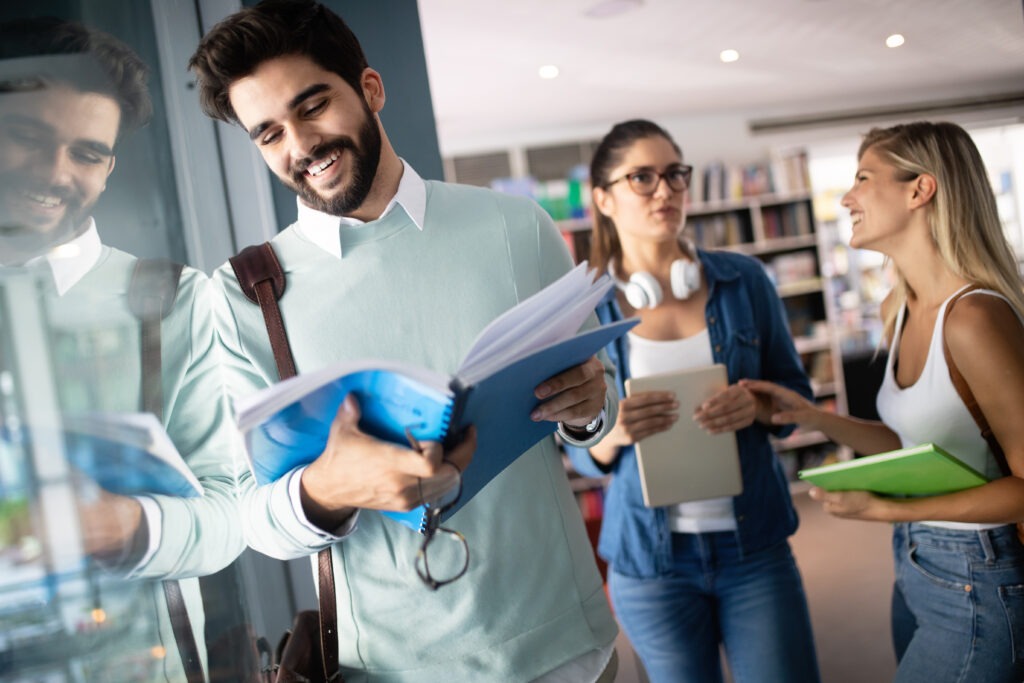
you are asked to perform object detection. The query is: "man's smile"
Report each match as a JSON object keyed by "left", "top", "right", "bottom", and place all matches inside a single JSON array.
[{"left": 306, "top": 149, "right": 341, "bottom": 178}]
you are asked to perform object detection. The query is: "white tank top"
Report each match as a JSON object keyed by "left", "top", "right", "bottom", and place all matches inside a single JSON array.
[
  {"left": 876, "top": 287, "right": 1019, "bottom": 529},
  {"left": 627, "top": 329, "right": 738, "bottom": 533}
]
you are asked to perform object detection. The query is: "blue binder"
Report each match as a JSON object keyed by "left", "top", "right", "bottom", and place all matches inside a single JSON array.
[{"left": 243, "top": 317, "right": 637, "bottom": 532}]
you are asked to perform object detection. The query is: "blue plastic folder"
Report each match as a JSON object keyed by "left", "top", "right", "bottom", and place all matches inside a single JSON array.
[
  {"left": 24, "top": 413, "right": 203, "bottom": 498},
  {"left": 64, "top": 432, "right": 202, "bottom": 498},
  {"left": 236, "top": 262, "right": 638, "bottom": 533}
]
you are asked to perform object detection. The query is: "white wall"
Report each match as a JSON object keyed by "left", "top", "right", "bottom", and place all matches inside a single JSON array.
[{"left": 441, "top": 88, "right": 1024, "bottom": 187}]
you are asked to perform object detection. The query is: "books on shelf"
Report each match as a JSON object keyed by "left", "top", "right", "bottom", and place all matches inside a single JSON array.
[
  {"left": 769, "top": 149, "right": 811, "bottom": 195},
  {"left": 235, "top": 261, "right": 639, "bottom": 533},
  {"left": 687, "top": 213, "right": 751, "bottom": 249},
  {"left": 702, "top": 162, "right": 726, "bottom": 203},
  {"left": 741, "top": 163, "right": 773, "bottom": 197},
  {"left": 767, "top": 251, "right": 818, "bottom": 286},
  {"left": 798, "top": 443, "right": 988, "bottom": 496},
  {"left": 51, "top": 412, "right": 202, "bottom": 498},
  {"left": 699, "top": 152, "right": 809, "bottom": 203},
  {"left": 761, "top": 202, "right": 813, "bottom": 239}
]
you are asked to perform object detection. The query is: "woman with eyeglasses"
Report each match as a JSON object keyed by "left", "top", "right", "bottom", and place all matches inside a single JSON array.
[
  {"left": 743, "top": 121, "right": 1024, "bottom": 683},
  {"left": 563, "top": 119, "right": 821, "bottom": 683}
]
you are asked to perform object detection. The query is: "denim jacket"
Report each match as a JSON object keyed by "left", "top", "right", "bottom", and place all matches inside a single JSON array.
[{"left": 565, "top": 249, "right": 813, "bottom": 578}]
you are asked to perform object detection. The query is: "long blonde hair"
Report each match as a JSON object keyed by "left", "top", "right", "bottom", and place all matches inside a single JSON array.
[{"left": 860, "top": 121, "right": 1024, "bottom": 342}]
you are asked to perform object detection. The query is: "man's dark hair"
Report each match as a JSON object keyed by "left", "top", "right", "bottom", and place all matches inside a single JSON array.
[
  {"left": 0, "top": 16, "right": 152, "bottom": 139},
  {"left": 188, "top": 0, "right": 369, "bottom": 125}
]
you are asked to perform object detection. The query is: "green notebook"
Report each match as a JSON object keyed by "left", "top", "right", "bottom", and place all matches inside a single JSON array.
[{"left": 798, "top": 443, "right": 989, "bottom": 496}]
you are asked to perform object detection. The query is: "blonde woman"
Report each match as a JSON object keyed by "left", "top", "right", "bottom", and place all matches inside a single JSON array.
[{"left": 745, "top": 121, "right": 1024, "bottom": 682}]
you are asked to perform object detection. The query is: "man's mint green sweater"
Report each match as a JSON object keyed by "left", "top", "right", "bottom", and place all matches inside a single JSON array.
[{"left": 213, "top": 181, "right": 617, "bottom": 682}]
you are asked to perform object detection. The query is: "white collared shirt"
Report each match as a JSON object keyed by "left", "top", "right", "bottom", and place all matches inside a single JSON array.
[
  {"left": 294, "top": 159, "right": 426, "bottom": 259},
  {"left": 16, "top": 219, "right": 104, "bottom": 295}
]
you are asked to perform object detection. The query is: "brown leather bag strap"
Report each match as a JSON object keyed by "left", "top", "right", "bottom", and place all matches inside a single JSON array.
[
  {"left": 128, "top": 258, "right": 185, "bottom": 418},
  {"left": 163, "top": 580, "right": 206, "bottom": 683},
  {"left": 228, "top": 242, "right": 341, "bottom": 680},
  {"left": 229, "top": 243, "right": 297, "bottom": 380},
  {"left": 942, "top": 285, "right": 1011, "bottom": 477},
  {"left": 318, "top": 548, "right": 341, "bottom": 680},
  {"left": 127, "top": 258, "right": 204, "bottom": 683}
]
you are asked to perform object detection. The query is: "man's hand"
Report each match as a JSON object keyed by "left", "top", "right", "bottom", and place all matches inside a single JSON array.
[
  {"left": 300, "top": 394, "right": 476, "bottom": 532},
  {"left": 530, "top": 356, "right": 607, "bottom": 428},
  {"left": 76, "top": 488, "right": 147, "bottom": 567}
]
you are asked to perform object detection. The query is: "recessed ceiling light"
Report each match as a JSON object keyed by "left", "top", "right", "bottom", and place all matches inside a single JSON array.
[
  {"left": 886, "top": 33, "right": 905, "bottom": 48},
  {"left": 720, "top": 49, "right": 740, "bottom": 63},
  {"left": 539, "top": 64, "right": 560, "bottom": 79}
]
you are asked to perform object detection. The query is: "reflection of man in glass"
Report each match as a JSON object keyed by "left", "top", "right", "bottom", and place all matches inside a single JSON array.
[
  {"left": 0, "top": 18, "right": 244, "bottom": 682},
  {"left": 0, "top": 31, "right": 145, "bottom": 266},
  {"left": 0, "top": 80, "right": 116, "bottom": 264}
]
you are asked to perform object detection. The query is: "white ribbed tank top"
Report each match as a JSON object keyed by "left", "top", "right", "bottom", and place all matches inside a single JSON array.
[{"left": 876, "top": 287, "right": 1020, "bottom": 528}]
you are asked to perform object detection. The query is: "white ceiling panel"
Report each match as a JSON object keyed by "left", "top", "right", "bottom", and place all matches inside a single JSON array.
[{"left": 417, "top": 0, "right": 1024, "bottom": 152}]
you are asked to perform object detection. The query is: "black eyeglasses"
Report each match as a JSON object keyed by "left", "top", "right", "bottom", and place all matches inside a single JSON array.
[
  {"left": 415, "top": 471, "right": 469, "bottom": 590},
  {"left": 604, "top": 165, "right": 693, "bottom": 195},
  {"left": 406, "top": 428, "right": 469, "bottom": 591}
]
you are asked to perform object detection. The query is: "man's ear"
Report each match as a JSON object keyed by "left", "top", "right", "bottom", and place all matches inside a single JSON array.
[
  {"left": 361, "top": 68, "right": 385, "bottom": 113},
  {"left": 106, "top": 155, "right": 116, "bottom": 179},
  {"left": 909, "top": 173, "right": 936, "bottom": 208}
]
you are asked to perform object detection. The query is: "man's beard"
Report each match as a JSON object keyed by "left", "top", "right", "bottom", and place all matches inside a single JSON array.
[
  {"left": 285, "top": 106, "right": 382, "bottom": 217},
  {"left": 0, "top": 173, "right": 90, "bottom": 264}
]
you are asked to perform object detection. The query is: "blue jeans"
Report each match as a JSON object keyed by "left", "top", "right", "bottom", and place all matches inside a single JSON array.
[
  {"left": 608, "top": 533, "right": 820, "bottom": 683},
  {"left": 891, "top": 523, "right": 1024, "bottom": 683}
]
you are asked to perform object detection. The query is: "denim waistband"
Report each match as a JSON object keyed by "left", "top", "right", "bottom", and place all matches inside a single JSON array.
[
  {"left": 670, "top": 529, "right": 750, "bottom": 563},
  {"left": 896, "top": 522, "right": 1023, "bottom": 561}
]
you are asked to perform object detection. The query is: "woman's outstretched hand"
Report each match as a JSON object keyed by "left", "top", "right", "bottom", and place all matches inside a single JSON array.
[
  {"left": 739, "top": 378, "right": 821, "bottom": 429},
  {"left": 808, "top": 487, "right": 889, "bottom": 521}
]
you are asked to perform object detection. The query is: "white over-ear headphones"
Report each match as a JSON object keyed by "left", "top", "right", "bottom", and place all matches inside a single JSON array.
[{"left": 608, "top": 257, "right": 701, "bottom": 309}]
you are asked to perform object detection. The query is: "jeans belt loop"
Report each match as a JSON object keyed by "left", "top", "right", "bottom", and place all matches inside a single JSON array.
[{"left": 978, "top": 527, "right": 997, "bottom": 563}]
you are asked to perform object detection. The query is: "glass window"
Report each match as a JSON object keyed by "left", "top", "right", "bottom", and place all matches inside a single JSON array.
[{"left": 0, "top": 3, "right": 267, "bottom": 681}]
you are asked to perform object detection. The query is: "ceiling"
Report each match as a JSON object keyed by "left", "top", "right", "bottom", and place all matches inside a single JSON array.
[{"left": 417, "top": 0, "right": 1024, "bottom": 155}]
